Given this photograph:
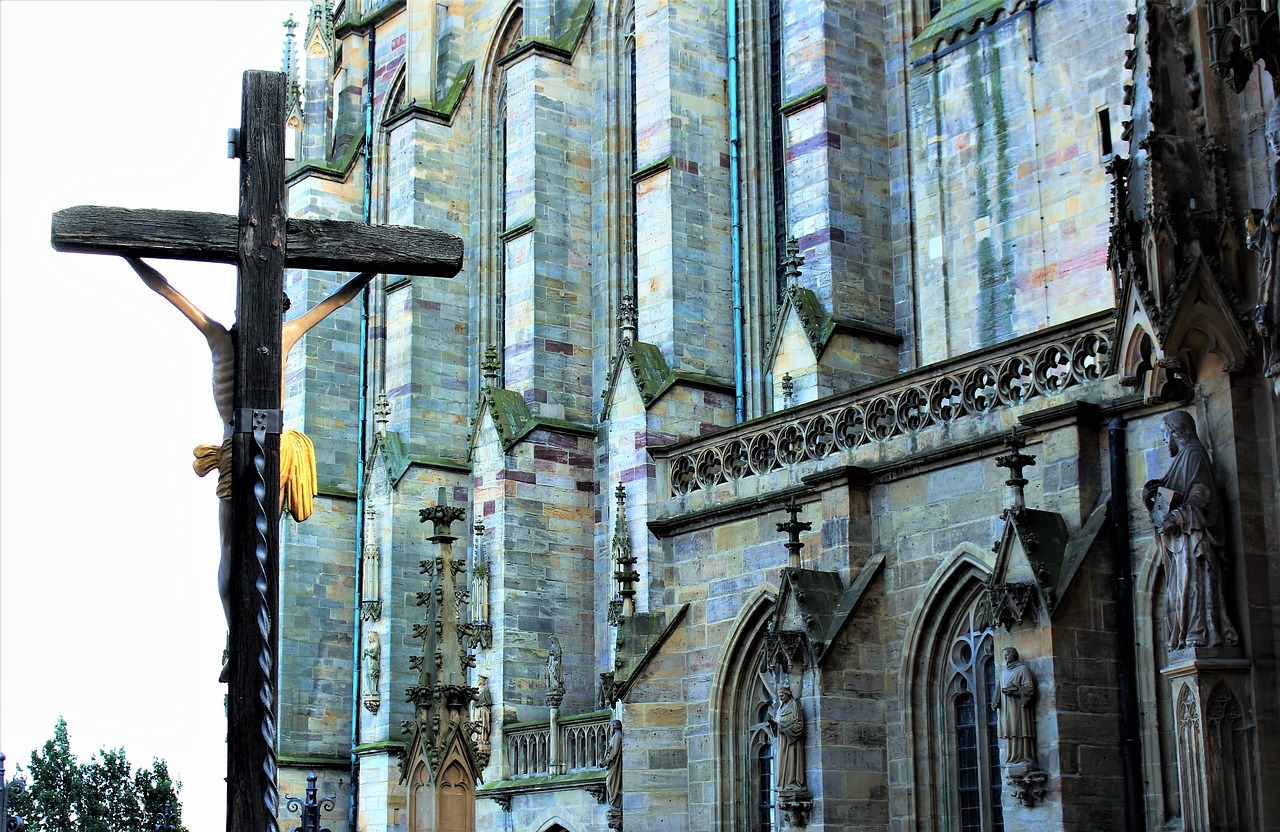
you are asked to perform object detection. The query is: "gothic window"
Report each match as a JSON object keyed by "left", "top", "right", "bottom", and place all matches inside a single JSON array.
[
  {"left": 767, "top": 0, "right": 788, "bottom": 299},
  {"left": 945, "top": 616, "right": 1004, "bottom": 832},
  {"left": 713, "top": 591, "right": 779, "bottom": 832},
  {"left": 480, "top": 6, "right": 524, "bottom": 386},
  {"left": 747, "top": 662, "right": 788, "bottom": 832},
  {"left": 626, "top": 12, "right": 638, "bottom": 305},
  {"left": 904, "top": 549, "right": 1008, "bottom": 832}
]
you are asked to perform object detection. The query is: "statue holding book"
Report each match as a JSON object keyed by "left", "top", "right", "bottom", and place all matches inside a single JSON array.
[{"left": 1142, "top": 411, "right": 1238, "bottom": 650}]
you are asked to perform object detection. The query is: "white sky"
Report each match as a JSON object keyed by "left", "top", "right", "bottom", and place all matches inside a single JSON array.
[{"left": 1, "top": 2, "right": 309, "bottom": 828}]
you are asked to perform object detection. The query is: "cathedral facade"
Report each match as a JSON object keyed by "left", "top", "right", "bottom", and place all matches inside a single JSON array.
[{"left": 274, "top": 0, "right": 1280, "bottom": 830}]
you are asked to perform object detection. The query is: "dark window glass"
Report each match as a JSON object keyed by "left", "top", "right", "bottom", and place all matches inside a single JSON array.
[
  {"left": 984, "top": 658, "right": 1005, "bottom": 831},
  {"left": 956, "top": 689, "right": 981, "bottom": 832},
  {"left": 768, "top": 0, "right": 787, "bottom": 297},
  {"left": 758, "top": 742, "right": 775, "bottom": 831}
]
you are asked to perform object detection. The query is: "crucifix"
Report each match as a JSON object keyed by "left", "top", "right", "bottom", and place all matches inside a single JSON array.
[{"left": 50, "top": 71, "right": 463, "bottom": 832}]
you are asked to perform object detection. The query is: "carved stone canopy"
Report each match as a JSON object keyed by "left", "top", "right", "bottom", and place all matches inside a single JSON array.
[
  {"left": 980, "top": 499, "right": 1109, "bottom": 629},
  {"left": 768, "top": 556, "right": 884, "bottom": 665}
]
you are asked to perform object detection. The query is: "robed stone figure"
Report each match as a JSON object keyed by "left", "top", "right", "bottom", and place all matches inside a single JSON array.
[
  {"left": 604, "top": 720, "right": 623, "bottom": 809},
  {"left": 771, "top": 684, "right": 806, "bottom": 790},
  {"left": 996, "top": 648, "right": 1037, "bottom": 765},
  {"left": 1247, "top": 99, "right": 1280, "bottom": 390},
  {"left": 1142, "top": 411, "right": 1239, "bottom": 649}
]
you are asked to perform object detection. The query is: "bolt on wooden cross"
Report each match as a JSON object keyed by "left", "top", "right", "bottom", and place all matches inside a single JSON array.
[{"left": 49, "top": 71, "right": 462, "bottom": 832}]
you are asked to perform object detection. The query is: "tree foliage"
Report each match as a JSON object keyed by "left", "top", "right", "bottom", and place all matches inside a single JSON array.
[{"left": 6, "top": 717, "right": 186, "bottom": 832}]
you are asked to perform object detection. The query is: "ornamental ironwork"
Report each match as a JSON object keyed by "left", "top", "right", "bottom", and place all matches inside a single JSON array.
[{"left": 667, "top": 324, "right": 1111, "bottom": 496}]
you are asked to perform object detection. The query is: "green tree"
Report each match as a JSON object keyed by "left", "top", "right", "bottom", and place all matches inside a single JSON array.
[{"left": 6, "top": 718, "right": 185, "bottom": 832}]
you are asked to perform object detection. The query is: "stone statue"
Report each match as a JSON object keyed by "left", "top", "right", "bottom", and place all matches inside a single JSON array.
[
  {"left": 363, "top": 630, "right": 381, "bottom": 693},
  {"left": 547, "top": 635, "right": 565, "bottom": 697},
  {"left": 1246, "top": 99, "right": 1280, "bottom": 390},
  {"left": 995, "top": 647, "right": 1037, "bottom": 765},
  {"left": 1142, "top": 411, "right": 1239, "bottom": 649},
  {"left": 125, "top": 257, "right": 377, "bottom": 673},
  {"left": 769, "top": 684, "right": 806, "bottom": 790},
  {"left": 603, "top": 719, "right": 624, "bottom": 810},
  {"left": 362, "top": 542, "right": 380, "bottom": 601},
  {"left": 472, "top": 675, "right": 493, "bottom": 755}
]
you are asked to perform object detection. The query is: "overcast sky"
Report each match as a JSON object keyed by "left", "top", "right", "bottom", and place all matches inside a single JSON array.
[{"left": 1, "top": 2, "right": 309, "bottom": 828}]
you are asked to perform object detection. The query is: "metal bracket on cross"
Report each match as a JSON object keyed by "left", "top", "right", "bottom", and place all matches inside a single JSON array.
[{"left": 234, "top": 409, "right": 284, "bottom": 435}]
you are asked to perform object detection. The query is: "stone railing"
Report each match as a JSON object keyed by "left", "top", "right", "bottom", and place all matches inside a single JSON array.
[
  {"left": 503, "top": 712, "right": 611, "bottom": 779},
  {"left": 562, "top": 717, "right": 611, "bottom": 772},
  {"left": 505, "top": 723, "right": 551, "bottom": 778},
  {"left": 661, "top": 317, "right": 1113, "bottom": 497}
]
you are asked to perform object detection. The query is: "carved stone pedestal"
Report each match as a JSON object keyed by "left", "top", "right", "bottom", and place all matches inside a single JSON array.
[
  {"left": 778, "top": 785, "right": 813, "bottom": 827},
  {"left": 1004, "top": 762, "right": 1048, "bottom": 807},
  {"left": 606, "top": 806, "right": 623, "bottom": 830},
  {"left": 1161, "top": 651, "right": 1255, "bottom": 831}
]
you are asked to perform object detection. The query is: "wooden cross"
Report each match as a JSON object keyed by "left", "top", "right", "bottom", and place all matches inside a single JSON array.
[{"left": 50, "top": 71, "right": 462, "bottom": 832}]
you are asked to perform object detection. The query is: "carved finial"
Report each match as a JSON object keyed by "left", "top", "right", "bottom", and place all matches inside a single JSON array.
[
  {"left": 374, "top": 391, "right": 391, "bottom": 436},
  {"left": 482, "top": 344, "right": 500, "bottom": 385},
  {"left": 776, "top": 499, "right": 812, "bottom": 569},
  {"left": 784, "top": 237, "right": 804, "bottom": 286},
  {"left": 995, "top": 435, "right": 1036, "bottom": 513},
  {"left": 618, "top": 295, "right": 638, "bottom": 347},
  {"left": 612, "top": 482, "right": 638, "bottom": 618},
  {"left": 781, "top": 372, "right": 795, "bottom": 408},
  {"left": 420, "top": 488, "right": 466, "bottom": 542},
  {"left": 281, "top": 13, "right": 298, "bottom": 77}
]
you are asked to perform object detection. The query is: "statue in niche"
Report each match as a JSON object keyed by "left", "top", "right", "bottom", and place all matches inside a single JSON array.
[
  {"left": 1247, "top": 99, "right": 1280, "bottom": 390},
  {"left": 770, "top": 684, "right": 806, "bottom": 790},
  {"left": 362, "top": 541, "right": 380, "bottom": 601},
  {"left": 996, "top": 647, "right": 1037, "bottom": 765},
  {"left": 1142, "top": 411, "right": 1239, "bottom": 649},
  {"left": 362, "top": 630, "right": 381, "bottom": 694},
  {"left": 471, "top": 523, "right": 489, "bottom": 624},
  {"left": 471, "top": 675, "right": 493, "bottom": 756},
  {"left": 603, "top": 719, "right": 624, "bottom": 811}
]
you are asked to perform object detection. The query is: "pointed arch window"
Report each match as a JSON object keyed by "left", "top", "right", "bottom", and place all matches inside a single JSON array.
[
  {"left": 905, "top": 552, "right": 1009, "bottom": 832},
  {"left": 946, "top": 612, "right": 1005, "bottom": 832},
  {"left": 767, "top": 0, "right": 788, "bottom": 299},
  {"left": 481, "top": 7, "right": 524, "bottom": 387},
  {"left": 626, "top": 12, "right": 638, "bottom": 306}
]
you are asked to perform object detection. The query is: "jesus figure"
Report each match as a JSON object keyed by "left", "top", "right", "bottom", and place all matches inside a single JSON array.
[{"left": 125, "top": 257, "right": 377, "bottom": 670}]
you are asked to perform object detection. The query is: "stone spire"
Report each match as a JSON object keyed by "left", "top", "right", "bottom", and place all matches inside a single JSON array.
[
  {"left": 611, "top": 483, "right": 639, "bottom": 621},
  {"left": 305, "top": 0, "right": 334, "bottom": 50},
  {"left": 403, "top": 490, "right": 479, "bottom": 778},
  {"left": 281, "top": 13, "right": 299, "bottom": 102}
]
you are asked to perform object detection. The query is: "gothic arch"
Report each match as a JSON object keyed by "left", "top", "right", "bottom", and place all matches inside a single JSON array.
[
  {"left": 711, "top": 587, "right": 777, "bottom": 832},
  {"left": 476, "top": 2, "right": 526, "bottom": 385},
  {"left": 1135, "top": 538, "right": 1181, "bottom": 825},
  {"left": 900, "top": 545, "right": 997, "bottom": 831},
  {"left": 372, "top": 63, "right": 409, "bottom": 226},
  {"left": 601, "top": 0, "right": 636, "bottom": 357},
  {"left": 536, "top": 818, "right": 575, "bottom": 832},
  {"left": 408, "top": 759, "right": 431, "bottom": 831}
]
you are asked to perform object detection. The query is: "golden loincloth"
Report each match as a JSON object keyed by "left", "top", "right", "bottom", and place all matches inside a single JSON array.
[{"left": 193, "top": 430, "right": 318, "bottom": 522}]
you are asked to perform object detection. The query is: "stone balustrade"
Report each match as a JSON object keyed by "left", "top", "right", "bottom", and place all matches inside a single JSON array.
[{"left": 657, "top": 315, "right": 1113, "bottom": 498}]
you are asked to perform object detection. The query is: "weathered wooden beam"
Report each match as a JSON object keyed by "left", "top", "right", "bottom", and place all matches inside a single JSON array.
[
  {"left": 227, "top": 69, "right": 286, "bottom": 832},
  {"left": 51, "top": 205, "right": 463, "bottom": 278}
]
